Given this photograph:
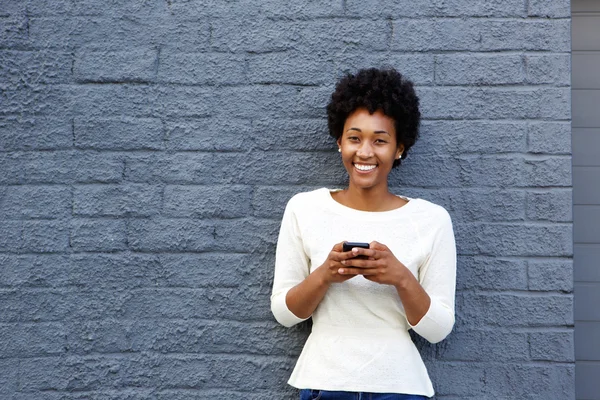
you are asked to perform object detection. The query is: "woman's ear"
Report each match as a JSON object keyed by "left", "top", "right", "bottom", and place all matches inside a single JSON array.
[{"left": 396, "top": 144, "right": 405, "bottom": 159}]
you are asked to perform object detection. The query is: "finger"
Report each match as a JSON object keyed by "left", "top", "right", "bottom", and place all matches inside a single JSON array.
[
  {"left": 369, "top": 241, "right": 389, "bottom": 251},
  {"left": 339, "top": 266, "right": 379, "bottom": 276},
  {"left": 350, "top": 247, "right": 378, "bottom": 259},
  {"left": 332, "top": 241, "right": 346, "bottom": 252},
  {"left": 341, "top": 258, "right": 376, "bottom": 268}
]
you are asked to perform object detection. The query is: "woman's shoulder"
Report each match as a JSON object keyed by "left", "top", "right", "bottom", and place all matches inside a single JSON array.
[
  {"left": 406, "top": 197, "right": 452, "bottom": 224},
  {"left": 286, "top": 188, "right": 332, "bottom": 208}
]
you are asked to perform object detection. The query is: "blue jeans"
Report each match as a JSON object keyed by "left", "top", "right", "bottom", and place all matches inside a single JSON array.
[{"left": 299, "top": 389, "right": 429, "bottom": 400}]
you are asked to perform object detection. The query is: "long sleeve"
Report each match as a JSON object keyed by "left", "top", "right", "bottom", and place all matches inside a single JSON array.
[
  {"left": 270, "top": 196, "right": 311, "bottom": 327},
  {"left": 408, "top": 208, "right": 457, "bottom": 343}
]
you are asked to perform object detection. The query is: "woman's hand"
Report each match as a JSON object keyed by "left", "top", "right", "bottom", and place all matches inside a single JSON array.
[
  {"left": 338, "top": 241, "right": 409, "bottom": 286},
  {"left": 317, "top": 241, "right": 360, "bottom": 284},
  {"left": 338, "top": 240, "right": 431, "bottom": 325}
]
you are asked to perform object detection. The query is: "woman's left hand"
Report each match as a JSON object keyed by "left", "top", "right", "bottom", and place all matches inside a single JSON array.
[{"left": 338, "top": 241, "right": 408, "bottom": 286}]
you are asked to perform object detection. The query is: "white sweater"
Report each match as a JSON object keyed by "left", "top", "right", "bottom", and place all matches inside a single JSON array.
[{"left": 270, "top": 188, "right": 456, "bottom": 396}]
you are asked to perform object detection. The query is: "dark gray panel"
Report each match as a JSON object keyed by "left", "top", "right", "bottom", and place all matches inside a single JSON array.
[
  {"left": 576, "top": 321, "right": 600, "bottom": 360},
  {"left": 576, "top": 362, "right": 600, "bottom": 399},
  {"left": 573, "top": 16, "right": 600, "bottom": 51},
  {"left": 573, "top": 90, "right": 600, "bottom": 128},
  {"left": 573, "top": 129, "right": 600, "bottom": 167},
  {"left": 572, "top": 52, "right": 600, "bottom": 89},
  {"left": 575, "top": 282, "right": 600, "bottom": 320},
  {"left": 573, "top": 167, "right": 600, "bottom": 204},
  {"left": 573, "top": 0, "right": 600, "bottom": 13},
  {"left": 574, "top": 205, "right": 600, "bottom": 243},
  {"left": 575, "top": 244, "right": 600, "bottom": 282}
]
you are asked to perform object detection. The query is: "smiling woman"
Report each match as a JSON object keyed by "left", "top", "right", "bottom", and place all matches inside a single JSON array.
[{"left": 271, "top": 68, "right": 457, "bottom": 400}]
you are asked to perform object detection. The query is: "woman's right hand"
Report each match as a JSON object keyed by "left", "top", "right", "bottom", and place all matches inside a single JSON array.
[{"left": 317, "top": 242, "right": 358, "bottom": 284}]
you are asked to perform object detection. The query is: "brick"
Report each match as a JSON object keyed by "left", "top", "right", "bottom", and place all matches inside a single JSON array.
[
  {"left": 458, "top": 155, "right": 527, "bottom": 188},
  {"left": 527, "top": 190, "right": 572, "bottom": 222},
  {"left": 456, "top": 223, "right": 572, "bottom": 257},
  {"left": 22, "top": 220, "right": 70, "bottom": 253},
  {"left": 0, "top": 220, "right": 22, "bottom": 251},
  {"left": 210, "top": 18, "right": 298, "bottom": 53},
  {"left": 457, "top": 256, "right": 527, "bottom": 290},
  {"left": 0, "top": 50, "right": 72, "bottom": 87},
  {"left": 420, "top": 87, "right": 570, "bottom": 120},
  {"left": 392, "top": 19, "right": 570, "bottom": 52},
  {"left": 428, "top": 362, "right": 486, "bottom": 396},
  {"left": 0, "top": 15, "right": 28, "bottom": 48},
  {"left": 335, "top": 53, "right": 435, "bottom": 85},
  {"left": 7, "top": 289, "right": 70, "bottom": 322},
  {"left": 528, "top": 0, "right": 571, "bottom": 17},
  {"left": 248, "top": 52, "right": 334, "bottom": 85},
  {"left": 483, "top": 364, "right": 575, "bottom": 398},
  {"left": 435, "top": 54, "right": 525, "bottom": 85},
  {"left": 0, "top": 185, "right": 71, "bottom": 219},
  {"left": 123, "top": 286, "right": 271, "bottom": 321},
  {"left": 456, "top": 292, "right": 573, "bottom": 328},
  {"left": 390, "top": 155, "right": 462, "bottom": 188},
  {"left": 530, "top": 331, "right": 574, "bottom": 362},
  {"left": 0, "top": 254, "right": 70, "bottom": 288},
  {"left": 125, "top": 152, "right": 344, "bottom": 186},
  {"left": 167, "top": 0, "right": 343, "bottom": 19},
  {"left": 252, "top": 186, "right": 319, "bottom": 219},
  {"left": 73, "top": 184, "right": 162, "bottom": 217},
  {"left": 63, "top": 289, "right": 129, "bottom": 321},
  {"left": 163, "top": 185, "right": 253, "bottom": 218},
  {"left": 164, "top": 118, "right": 254, "bottom": 151},
  {"left": 525, "top": 157, "right": 572, "bottom": 187},
  {"left": 157, "top": 253, "right": 253, "bottom": 288},
  {"left": 0, "top": 117, "right": 72, "bottom": 151},
  {"left": 420, "top": 189, "right": 525, "bottom": 222},
  {"left": 347, "top": 0, "right": 526, "bottom": 17},
  {"left": 0, "top": 359, "right": 18, "bottom": 396},
  {"left": 252, "top": 118, "right": 333, "bottom": 151},
  {"left": 158, "top": 52, "right": 246, "bottom": 85},
  {"left": 29, "top": 17, "right": 210, "bottom": 52},
  {"left": 17, "top": 151, "right": 123, "bottom": 184},
  {"left": 70, "top": 253, "right": 161, "bottom": 290},
  {"left": 528, "top": 259, "right": 573, "bottom": 292},
  {"left": 127, "top": 219, "right": 215, "bottom": 251},
  {"left": 0, "top": 322, "right": 66, "bottom": 357},
  {"left": 213, "top": 219, "right": 279, "bottom": 253},
  {"left": 437, "top": 329, "right": 529, "bottom": 361},
  {"left": 74, "top": 48, "right": 158, "bottom": 82},
  {"left": 124, "top": 320, "right": 306, "bottom": 356},
  {"left": 528, "top": 122, "right": 571, "bottom": 154},
  {"left": 215, "top": 85, "right": 330, "bottom": 119},
  {"left": 70, "top": 219, "right": 127, "bottom": 251},
  {"left": 525, "top": 54, "right": 571, "bottom": 85},
  {"left": 74, "top": 117, "right": 163, "bottom": 150},
  {"left": 296, "top": 20, "right": 390, "bottom": 53},
  {"left": 65, "top": 319, "right": 133, "bottom": 354},
  {"left": 417, "top": 121, "right": 528, "bottom": 156}
]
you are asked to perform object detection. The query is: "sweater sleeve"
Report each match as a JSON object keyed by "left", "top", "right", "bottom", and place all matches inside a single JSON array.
[
  {"left": 270, "top": 196, "right": 311, "bottom": 327},
  {"left": 408, "top": 207, "right": 457, "bottom": 343}
]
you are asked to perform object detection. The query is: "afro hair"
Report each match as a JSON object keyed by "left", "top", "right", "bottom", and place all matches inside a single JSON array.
[{"left": 326, "top": 68, "right": 420, "bottom": 167}]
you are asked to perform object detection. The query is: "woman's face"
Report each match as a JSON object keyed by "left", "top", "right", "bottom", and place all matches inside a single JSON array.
[{"left": 337, "top": 108, "right": 403, "bottom": 191}]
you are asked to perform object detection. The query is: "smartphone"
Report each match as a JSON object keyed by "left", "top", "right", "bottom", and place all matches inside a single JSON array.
[{"left": 343, "top": 242, "right": 370, "bottom": 259}]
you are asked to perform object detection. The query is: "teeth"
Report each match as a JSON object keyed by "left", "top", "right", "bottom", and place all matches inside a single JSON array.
[{"left": 355, "top": 164, "right": 376, "bottom": 171}]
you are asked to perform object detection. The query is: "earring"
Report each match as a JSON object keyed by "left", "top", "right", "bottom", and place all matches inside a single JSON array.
[{"left": 338, "top": 148, "right": 341, "bottom": 153}]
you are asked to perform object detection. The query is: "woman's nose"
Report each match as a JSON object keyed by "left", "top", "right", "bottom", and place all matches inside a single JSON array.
[{"left": 357, "top": 142, "right": 374, "bottom": 157}]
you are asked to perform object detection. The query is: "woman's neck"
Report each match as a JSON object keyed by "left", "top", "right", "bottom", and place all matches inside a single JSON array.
[{"left": 332, "top": 184, "right": 406, "bottom": 212}]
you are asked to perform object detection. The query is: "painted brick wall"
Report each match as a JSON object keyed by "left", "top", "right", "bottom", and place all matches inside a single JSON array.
[{"left": 0, "top": 1, "right": 573, "bottom": 399}]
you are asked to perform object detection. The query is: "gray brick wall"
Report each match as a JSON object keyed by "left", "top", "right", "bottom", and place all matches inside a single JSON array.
[{"left": 0, "top": 1, "right": 573, "bottom": 399}]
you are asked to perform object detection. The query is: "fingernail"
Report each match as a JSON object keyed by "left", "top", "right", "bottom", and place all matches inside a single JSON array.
[
  {"left": 341, "top": 260, "right": 346, "bottom": 265},
  {"left": 338, "top": 268, "right": 344, "bottom": 274}
]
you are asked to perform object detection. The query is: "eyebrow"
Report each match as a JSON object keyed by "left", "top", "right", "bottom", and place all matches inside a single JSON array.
[{"left": 347, "top": 127, "right": 390, "bottom": 135}]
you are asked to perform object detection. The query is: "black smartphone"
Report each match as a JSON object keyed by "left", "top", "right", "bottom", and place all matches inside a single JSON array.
[{"left": 343, "top": 242, "right": 370, "bottom": 259}]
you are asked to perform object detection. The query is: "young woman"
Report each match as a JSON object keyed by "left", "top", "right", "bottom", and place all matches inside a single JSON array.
[{"left": 271, "top": 68, "right": 456, "bottom": 400}]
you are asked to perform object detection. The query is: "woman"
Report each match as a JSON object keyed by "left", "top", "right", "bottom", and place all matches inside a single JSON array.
[{"left": 271, "top": 68, "right": 456, "bottom": 400}]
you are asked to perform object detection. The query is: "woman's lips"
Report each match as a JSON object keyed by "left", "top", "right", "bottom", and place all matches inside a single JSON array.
[{"left": 353, "top": 163, "right": 377, "bottom": 173}]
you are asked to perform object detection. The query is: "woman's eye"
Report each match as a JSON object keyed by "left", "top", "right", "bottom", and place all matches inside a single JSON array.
[
  {"left": 375, "top": 139, "right": 388, "bottom": 144},
  {"left": 348, "top": 136, "right": 359, "bottom": 141}
]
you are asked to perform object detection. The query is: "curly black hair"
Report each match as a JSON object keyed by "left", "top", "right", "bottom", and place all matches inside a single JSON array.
[{"left": 326, "top": 68, "right": 420, "bottom": 168}]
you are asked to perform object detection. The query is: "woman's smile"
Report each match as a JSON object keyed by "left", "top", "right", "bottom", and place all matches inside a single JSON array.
[{"left": 353, "top": 163, "right": 377, "bottom": 172}]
